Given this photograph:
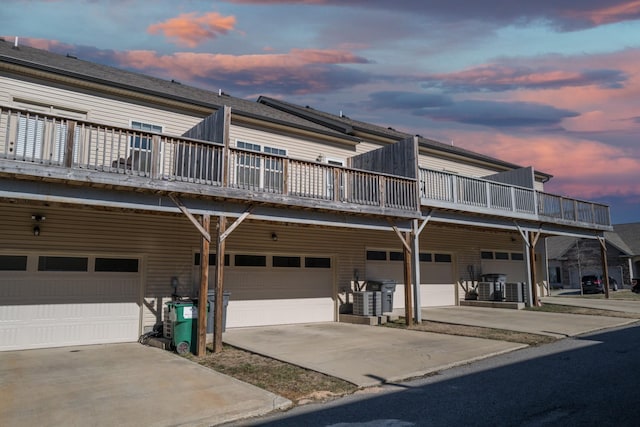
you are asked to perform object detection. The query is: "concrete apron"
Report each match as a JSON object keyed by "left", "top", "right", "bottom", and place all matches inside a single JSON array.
[
  {"left": 223, "top": 322, "right": 525, "bottom": 388},
  {"left": 421, "top": 306, "right": 636, "bottom": 338},
  {"left": 0, "top": 343, "right": 291, "bottom": 427}
]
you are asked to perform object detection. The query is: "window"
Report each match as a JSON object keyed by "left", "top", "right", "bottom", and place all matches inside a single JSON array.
[
  {"left": 193, "top": 253, "right": 230, "bottom": 266},
  {"left": 234, "top": 254, "right": 267, "bottom": 267},
  {"left": 0, "top": 255, "right": 28, "bottom": 271},
  {"left": 389, "top": 251, "right": 404, "bottom": 261},
  {"left": 481, "top": 251, "right": 494, "bottom": 260},
  {"left": 434, "top": 254, "right": 452, "bottom": 263},
  {"left": 235, "top": 141, "right": 286, "bottom": 192},
  {"left": 305, "top": 257, "right": 331, "bottom": 268},
  {"left": 366, "top": 250, "right": 387, "bottom": 261},
  {"left": 38, "top": 256, "right": 88, "bottom": 272},
  {"left": 273, "top": 256, "right": 301, "bottom": 268},
  {"left": 495, "top": 252, "right": 509, "bottom": 260},
  {"left": 419, "top": 253, "right": 432, "bottom": 262},
  {"left": 129, "top": 121, "right": 162, "bottom": 173},
  {"left": 511, "top": 253, "right": 524, "bottom": 261},
  {"left": 95, "top": 258, "right": 139, "bottom": 272},
  {"left": 325, "top": 159, "right": 345, "bottom": 199}
]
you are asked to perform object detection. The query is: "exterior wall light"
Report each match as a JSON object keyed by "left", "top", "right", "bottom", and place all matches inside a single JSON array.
[
  {"left": 33, "top": 226, "right": 40, "bottom": 236},
  {"left": 271, "top": 232, "right": 278, "bottom": 241}
]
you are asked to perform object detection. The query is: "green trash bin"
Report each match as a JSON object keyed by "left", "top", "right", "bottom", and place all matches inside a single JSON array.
[{"left": 166, "top": 300, "right": 197, "bottom": 355}]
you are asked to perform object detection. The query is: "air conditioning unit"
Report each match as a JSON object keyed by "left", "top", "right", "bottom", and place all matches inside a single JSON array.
[
  {"left": 353, "top": 291, "right": 382, "bottom": 316},
  {"left": 477, "top": 282, "right": 492, "bottom": 301},
  {"left": 505, "top": 282, "right": 524, "bottom": 302}
]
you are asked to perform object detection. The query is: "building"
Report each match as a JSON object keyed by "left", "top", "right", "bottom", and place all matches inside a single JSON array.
[
  {"left": 547, "top": 223, "right": 640, "bottom": 289},
  {"left": 0, "top": 39, "right": 612, "bottom": 352}
]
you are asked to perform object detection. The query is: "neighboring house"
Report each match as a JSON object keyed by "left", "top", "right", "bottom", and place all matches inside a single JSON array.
[
  {"left": 547, "top": 223, "right": 640, "bottom": 289},
  {"left": 0, "top": 39, "right": 612, "bottom": 352}
]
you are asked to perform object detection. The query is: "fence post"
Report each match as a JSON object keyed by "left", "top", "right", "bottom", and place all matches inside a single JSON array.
[
  {"left": 379, "top": 176, "right": 386, "bottom": 207},
  {"left": 63, "top": 120, "right": 76, "bottom": 168},
  {"left": 150, "top": 135, "right": 161, "bottom": 179}
]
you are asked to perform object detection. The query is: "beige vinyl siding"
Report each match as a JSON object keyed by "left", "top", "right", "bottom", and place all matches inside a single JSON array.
[
  {"left": 0, "top": 74, "right": 204, "bottom": 135},
  {"left": 230, "top": 126, "right": 358, "bottom": 163},
  {"left": 0, "top": 203, "right": 201, "bottom": 333}
]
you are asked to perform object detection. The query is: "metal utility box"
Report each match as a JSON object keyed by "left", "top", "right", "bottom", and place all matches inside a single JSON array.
[
  {"left": 165, "top": 300, "right": 198, "bottom": 355},
  {"left": 366, "top": 280, "right": 397, "bottom": 313}
]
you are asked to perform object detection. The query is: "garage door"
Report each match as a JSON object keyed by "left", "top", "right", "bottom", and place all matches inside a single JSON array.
[
  {"left": 365, "top": 249, "right": 455, "bottom": 308},
  {"left": 0, "top": 254, "right": 141, "bottom": 351},
  {"left": 480, "top": 250, "right": 526, "bottom": 282},
  {"left": 197, "top": 253, "right": 334, "bottom": 327}
]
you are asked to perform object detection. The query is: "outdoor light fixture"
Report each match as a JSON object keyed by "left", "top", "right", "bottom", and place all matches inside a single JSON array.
[
  {"left": 33, "top": 226, "right": 40, "bottom": 237},
  {"left": 31, "top": 214, "right": 45, "bottom": 237},
  {"left": 271, "top": 232, "right": 278, "bottom": 241}
]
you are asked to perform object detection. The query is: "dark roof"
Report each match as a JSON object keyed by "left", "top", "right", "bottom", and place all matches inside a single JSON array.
[
  {"left": 547, "top": 228, "right": 636, "bottom": 260},
  {"left": 258, "top": 96, "right": 553, "bottom": 179},
  {"left": 546, "top": 236, "right": 578, "bottom": 259},
  {"left": 0, "top": 39, "right": 358, "bottom": 143},
  {"left": 613, "top": 223, "right": 640, "bottom": 255}
]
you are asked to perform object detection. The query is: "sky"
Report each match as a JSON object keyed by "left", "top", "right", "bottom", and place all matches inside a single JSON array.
[{"left": 2, "top": 0, "right": 639, "bottom": 224}]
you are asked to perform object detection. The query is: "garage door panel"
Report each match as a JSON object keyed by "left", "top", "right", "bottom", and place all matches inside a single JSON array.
[
  {"left": 0, "top": 269, "right": 141, "bottom": 351},
  {"left": 226, "top": 298, "right": 334, "bottom": 328},
  {"left": 224, "top": 270, "right": 332, "bottom": 300}
]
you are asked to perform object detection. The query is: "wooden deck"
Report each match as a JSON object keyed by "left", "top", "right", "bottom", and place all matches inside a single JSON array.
[{"left": 0, "top": 105, "right": 611, "bottom": 229}]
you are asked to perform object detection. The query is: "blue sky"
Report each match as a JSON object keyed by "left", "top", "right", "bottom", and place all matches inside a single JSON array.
[{"left": 2, "top": 0, "right": 639, "bottom": 224}]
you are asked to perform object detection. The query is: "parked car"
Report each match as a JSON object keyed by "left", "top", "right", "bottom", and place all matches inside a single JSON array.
[{"left": 581, "top": 275, "right": 618, "bottom": 294}]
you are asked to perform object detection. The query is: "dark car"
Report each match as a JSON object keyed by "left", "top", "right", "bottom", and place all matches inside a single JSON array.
[{"left": 581, "top": 275, "right": 618, "bottom": 294}]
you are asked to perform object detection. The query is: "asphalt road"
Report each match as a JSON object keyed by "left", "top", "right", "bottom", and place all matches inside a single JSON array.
[{"left": 236, "top": 323, "right": 640, "bottom": 427}]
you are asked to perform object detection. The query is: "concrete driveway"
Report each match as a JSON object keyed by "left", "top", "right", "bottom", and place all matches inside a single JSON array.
[
  {"left": 223, "top": 322, "right": 525, "bottom": 387},
  {"left": 541, "top": 295, "right": 640, "bottom": 314},
  {"left": 0, "top": 343, "right": 290, "bottom": 427},
  {"left": 421, "top": 306, "right": 636, "bottom": 338}
]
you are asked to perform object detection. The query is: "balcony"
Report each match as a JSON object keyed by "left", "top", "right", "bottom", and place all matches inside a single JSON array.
[
  {"left": 419, "top": 168, "right": 611, "bottom": 229},
  {"left": 0, "top": 106, "right": 418, "bottom": 217},
  {"left": 0, "top": 106, "right": 612, "bottom": 229}
]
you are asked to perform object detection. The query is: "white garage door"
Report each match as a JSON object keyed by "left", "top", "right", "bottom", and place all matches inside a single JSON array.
[
  {"left": 480, "top": 250, "right": 526, "bottom": 282},
  {"left": 0, "top": 254, "right": 141, "bottom": 351},
  {"left": 366, "top": 249, "right": 455, "bottom": 308},
  {"left": 197, "top": 253, "right": 334, "bottom": 328}
]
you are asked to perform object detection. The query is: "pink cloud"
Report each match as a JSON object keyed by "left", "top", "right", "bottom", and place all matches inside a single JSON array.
[
  {"left": 147, "top": 12, "right": 237, "bottom": 47},
  {"left": 564, "top": 0, "right": 640, "bottom": 26},
  {"left": 453, "top": 131, "right": 640, "bottom": 199}
]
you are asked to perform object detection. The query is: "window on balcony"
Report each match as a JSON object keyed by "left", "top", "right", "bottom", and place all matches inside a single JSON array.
[
  {"left": 129, "top": 121, "right": 162, "bottom": 173},
  {"left": 235, "top": 141, "right": 286, "bottom": 192},
  {"left": 325, "top": 158, "right": 344, "bottom": 200},
  {"left": 13, "top": 100, "right": 85, "bottom": 164}
]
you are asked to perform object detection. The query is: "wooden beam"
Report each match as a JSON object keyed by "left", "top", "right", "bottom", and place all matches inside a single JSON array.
[
  {"left": 63, "top": 121, "right": 76, "bottom": 168},
  {"left": 196, "top": 214, "right": 210, "bottom": 357},
  {"left": 411, "top": 219, "right": 422, "bottom": 323},
  {"left": 168, "top": 194, "right": 211, "bottom": 242},
  {"left": 219, "top": 208, "right": 251, "bottom": 242},
  {"left": 598, "top": 236, "right": 610, "bottom": 299},
  {"left": 391, "top": 224, "right": 412, "bottom": 253},
  {"left": 213, "top": 215, "right": 227, "bottom": 353},
  {"left": 403, "top": 231, "right": 413, "bottom": 326}
]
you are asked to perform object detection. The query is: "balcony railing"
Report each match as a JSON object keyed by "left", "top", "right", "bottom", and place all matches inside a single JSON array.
[
  {"left": 419, "top": 167, "right": 611, "bottom": 228},
  {"left": 0, "top": 107, "right": 418, "bottom": 213},
  {"left": 537, "top": 192, "right": 611, "bottom": 227}
]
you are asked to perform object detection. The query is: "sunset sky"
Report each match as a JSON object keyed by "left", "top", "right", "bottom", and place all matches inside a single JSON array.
[{"left": 2, "top": 0, "right": 639, "bottom": 224}]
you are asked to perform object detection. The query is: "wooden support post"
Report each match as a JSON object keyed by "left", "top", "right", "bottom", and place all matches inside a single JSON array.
[
  {"left": 599, "top": 237, "right": 610, "bottom": 299},
  {"left": 213, "top": 216, "right": 227, "bottom": 353},
  {"left": 403, "top": 231, "right": 413, "bottom": 327},
  {"left": 150, "top": 135, "right": 161, "bottom": 179},
  {"left": 196, "top": 214, "right": 210, "bottom": 357},
  {"left": 63, "top": 120, "right": 76, "bottom": 168}
]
